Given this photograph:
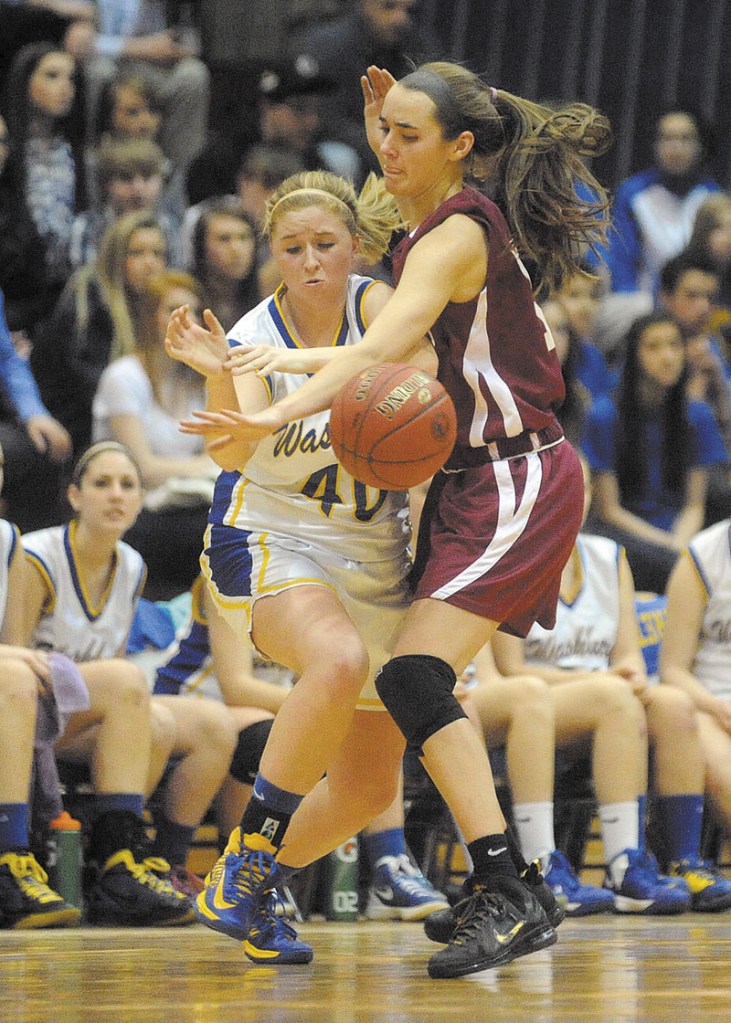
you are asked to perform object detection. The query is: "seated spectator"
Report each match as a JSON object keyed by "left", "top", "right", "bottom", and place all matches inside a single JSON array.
[
  {"left": 21, "top": 441, "right": 232, "bottom": 921},
  {"left": 0, "top": 0, "right": 96, "bottom": 98},
  {"left": 604, "top": 107, "right": 721, "bottom": 297},
  {"left": 553, "top": 265, "right": 619, "bottom": 391},
  {"left": 291, "top": 0, "right": 441, "bottom": 177},
  {"left": 581, "top": 311, "right": 727, "bottom": 593},
  {"left": 0, "top": 288, "right": 72, "bottom": 532},
  {"left": 182, "top": 145, "right": 306, "bottom": 299},
  {"left": 86, "top": 64, "right": 183, "bottom": 217},
  {"left": 31, "top": 211, "right": 168, "bottom": 457},
  {"left": 190, "top": 198, "right": 260, "bottom": 331},
  {"left": 657, "top": 250, "right": 731, "bottom": 524},
  {"left": 80, "top": 0, "right": 209, "bottom": 174},
  {"left": 1, "top": 42, "right": 87, "bottom": 297},
  {"left": 0, "top": 112, "right": 56, "bottom": 334},
  {"left": 91, "top": 270, "right": 217, "bottom": 597},
  {"left": 187, "top": 61, "right": 361, "bottom": 207},
  {"left": 70, "top": 135, "right": 181, "bottom": 268},
  {"left": 686, "top": 192, "right": 731, "bottom": 339},
  {"left": 661, "top": 516, "right": 731, "bottom": 842},
  {"left": 0, "top": 503, "right": 82, "bottom": 929}
]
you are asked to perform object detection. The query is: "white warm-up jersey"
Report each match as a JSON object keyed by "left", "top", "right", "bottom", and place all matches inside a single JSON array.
[
  {"left": 0, "top": 518, "right": 20, "bottom": 624},
  {"left": 523, "top": 533, "right": 623, "bottom": 671},
  {"left": 22, "top": 522, "right": 146, "bottom": 661},
  {"left": 210, "top": 276, "right": 411, "bottom": 563},
  {"left": 686, "top": 519, "right": 731, "bottom": 701}
]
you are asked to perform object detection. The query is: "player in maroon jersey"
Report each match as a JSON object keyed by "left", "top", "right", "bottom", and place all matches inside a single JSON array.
[{"left": 169, "top": 61, "right": 612, "bottom": 979}]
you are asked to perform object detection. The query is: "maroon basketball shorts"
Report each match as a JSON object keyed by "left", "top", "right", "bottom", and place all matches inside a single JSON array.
[{"left": 411, "top": 439, "right": 584, "bottom": 637}]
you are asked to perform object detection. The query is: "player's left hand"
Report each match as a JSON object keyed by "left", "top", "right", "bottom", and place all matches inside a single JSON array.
[
  {"left": 179, "top": 407, "right": 282, "bottom": 450},
  {"left": 361, "top": 65, "right": 397, "bottom": 158},
  {"left": 226, "top": 345, "right": 328, "bottom": 376},
  {"left": 166, "top": 305, "right": 230, "bottom": 378}
]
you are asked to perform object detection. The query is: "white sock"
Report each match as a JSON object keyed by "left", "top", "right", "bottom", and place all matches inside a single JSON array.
[
  {"left": 600, "top": 801, "right": 639, "bottom": 882},
  {"left": 512, "top": 802, "right": 556, "bottom": 868}
]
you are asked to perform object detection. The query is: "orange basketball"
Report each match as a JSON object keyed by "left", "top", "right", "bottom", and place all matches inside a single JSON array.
[{"left": 329, "top": 363, "right": 457, "bottom": 490}]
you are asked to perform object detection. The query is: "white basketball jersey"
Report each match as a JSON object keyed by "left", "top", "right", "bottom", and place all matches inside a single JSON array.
[
  {"left": 0, "top": 518, "right": 20, "bottom": 625},
  {"left": 523, "top": 533, "right": 622, "bottom": 671},
  {"left": 23, "top": 522, "right": 146, "bottom": 661},
  {"left": 211, "top": 276, "right": 411, "bottom": 563},
  {"left": 686, "top": 518, "right": 731, "bottom": 700}
]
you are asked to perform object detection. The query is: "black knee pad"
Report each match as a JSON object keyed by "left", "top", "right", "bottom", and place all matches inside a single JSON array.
[
  {"left": 229, "top": 718, "right": 274, "bottom": 785},
  {"left": 375, "top": 654, "right": 466, "bottom": 753}
]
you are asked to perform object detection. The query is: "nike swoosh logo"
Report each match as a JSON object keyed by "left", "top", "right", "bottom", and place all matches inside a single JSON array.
[
  {"left": 195, "top": 872, "right": 238, "bottom": 921},
  {"left": 496, "top": 921, "right": 524, "bottom": 945},
  {"left": 375, "top": 887, "right": 394, "bottom": 901},
  {"left": 487, "top": 847, "right": 508, "bottom": 857}
]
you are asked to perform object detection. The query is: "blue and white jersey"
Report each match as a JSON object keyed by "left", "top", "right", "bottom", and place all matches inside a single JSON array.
[
  {"left": 22, "top": 522, "right": 146, "bottom": 661},
  {"left": 0, "top": 519, "right": 20, "bottom": 624},
  {"left": 153, "top": 577, "right": 292, "bottom": 700},
  {"left": 523, "top": 533, "right": 623, "bottom": 671},
  {"left": 210, "top": 275, "right": 411, "bottom": 564},
  {"left": 686, "top": 518, "right": 731, "bottom": 701}
]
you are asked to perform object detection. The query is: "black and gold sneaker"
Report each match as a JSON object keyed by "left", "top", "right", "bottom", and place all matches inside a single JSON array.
[
  {"left": 427, "top": 875, "right": 556, "bottom": 979},
  {"left": 0, "top": 850, "right": 81, "bottom": 929},
  {"left": 424, "top": 858, "right": 565, "bottom": 944},
  {"left": 86, "top": 849, "right": 196, "bottom": 926}
]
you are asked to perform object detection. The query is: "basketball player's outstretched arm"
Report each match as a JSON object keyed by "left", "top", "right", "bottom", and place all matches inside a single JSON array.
[{"left": 181, "top": 217, "right": 485, "bottom": 448}]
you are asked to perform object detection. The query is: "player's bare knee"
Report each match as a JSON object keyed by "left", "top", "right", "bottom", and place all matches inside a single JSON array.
[
  {"left": 192, "top": 702, "right": 239, "bottom": 757},
  {"left": 376, "top": 655, "right": 466, "bottom": 751},
  {"left": 512, "top": 675, "right": 552, "bottom": 720},
  {"left": 0, "top": 659, "right": 38, "bottom": 716},
  {"left": 106, "top": 660, "right": 150, "bottom": 709},
  {"left": 324, "top": 636, "right": 370, "bottom": 695}
]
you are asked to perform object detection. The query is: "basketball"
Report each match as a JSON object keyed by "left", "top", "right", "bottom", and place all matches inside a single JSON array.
[{"left": 329, "top": 363, "right": 457, "bottom": 490}]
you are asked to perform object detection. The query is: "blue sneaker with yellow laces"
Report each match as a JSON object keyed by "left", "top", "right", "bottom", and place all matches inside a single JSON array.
[
  {"left": 243, "top": 891, "right": 314, "bottom": 964},
  {"left": 194, "top": 828, "right": 281, "bottom": 940}
]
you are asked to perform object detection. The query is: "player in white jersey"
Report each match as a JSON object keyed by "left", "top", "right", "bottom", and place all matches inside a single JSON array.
[
  {"left": 20, "top": 442, "right": 236, "bottom": 922},
  {"left": 165, "top": 168, "right": 448, "bottom": 962},
  {"left": 661, "top": 518, "right": 731, "bottom": 844},
  {"left": 0, "top": 507, "right": 86, "bottom": 929},
  {"left": 488, "top": 462, "right": 731, "bottom": 912}
]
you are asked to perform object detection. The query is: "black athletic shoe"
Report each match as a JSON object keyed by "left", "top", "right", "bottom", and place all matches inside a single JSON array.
[
  {"left": 424, "top": 859, "right": 564, "bottom": 944},
  {"left": 427, "top": 876, "right": 556, "bottom": 979}
]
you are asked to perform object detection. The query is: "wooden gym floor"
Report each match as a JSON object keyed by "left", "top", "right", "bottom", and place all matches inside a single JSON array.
[{"left": 2, "top": 914, "right": 730, "bottom": 1023}]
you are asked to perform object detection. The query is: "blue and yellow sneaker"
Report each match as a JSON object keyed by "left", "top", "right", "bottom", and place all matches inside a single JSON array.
[
  {"left": 605, "top": 849, "right": 691, "bottom": 914},
  {"left": 0, "top": 850, "right": 81, "bottom": 929},
  {"left": 194, "top": 828, "right": 280, "bottom": 940},
  {"left": 544, "top": 850, "right": 614, "bottom": 917},
  {"left": 668, "top": 857, "right": 731, "bottom": 912},
  {"left": 243, "top": 892, "right": 314, "bottom": 964}
]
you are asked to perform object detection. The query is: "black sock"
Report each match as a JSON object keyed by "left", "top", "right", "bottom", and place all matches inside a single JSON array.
[
  {"left": 468, "top": 833, "right": 518, "bottom": 886},
  {"left": 238, "top": 799, "right": 293, "bottom": 850},
  {"left": 505, "top": 824, "right": 530, "bottom": 874}
]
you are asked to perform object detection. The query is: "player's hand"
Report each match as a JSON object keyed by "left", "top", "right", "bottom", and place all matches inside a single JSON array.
[
  {"left": 165, "top": 305, "right": 230, "bottom": 378},
  {"left": 361, "top": 66, "right": 397, "bottom": 158},
  {"left": 0, "top": 645, "right": 51, "bottom": 695},
  {"left": 179, "top": 407, "right": 282, "bottom": 450},
  {"left": 226, "top": 345, "right": 327, "bottom": 376}
]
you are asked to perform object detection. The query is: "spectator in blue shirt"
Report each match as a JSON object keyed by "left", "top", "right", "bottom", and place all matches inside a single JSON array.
[
  {"left": 604, "top": 109, "right": 721, "bottom": 297},
  {"left": 581, "top": 310, "right": 727, "bottom": 593},
  {"left": 0, "top": 288, "right": 72, "bottom": 530}
]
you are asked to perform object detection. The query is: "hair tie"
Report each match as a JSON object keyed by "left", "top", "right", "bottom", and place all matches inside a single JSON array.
[{"left": 490, "top": 86, "right": 499, "bottom": 103}]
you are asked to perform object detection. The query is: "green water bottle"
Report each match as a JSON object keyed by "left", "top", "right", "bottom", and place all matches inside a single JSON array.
[
  {"left": 324, "top": 836, "right": 359, "bottom": 921},
  {"left": 46, "top": 811, "right": 84, "bottom": 909}
]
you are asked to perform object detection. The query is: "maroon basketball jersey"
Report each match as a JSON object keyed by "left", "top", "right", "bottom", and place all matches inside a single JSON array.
[{"left": 391, "top": 188, "right": 565, "bottom": 456}]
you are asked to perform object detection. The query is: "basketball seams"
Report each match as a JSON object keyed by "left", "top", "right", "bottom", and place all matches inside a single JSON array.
[{"left": 329, "top": 363, "right": 456, "bottom": 489}]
